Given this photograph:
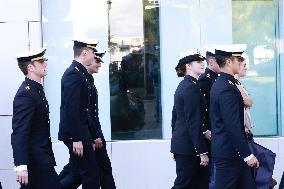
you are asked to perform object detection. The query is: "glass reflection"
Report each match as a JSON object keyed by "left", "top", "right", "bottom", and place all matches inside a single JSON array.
[
  {"left": 232, "top": 0, "right": 278, "bottom": 135},
  {"left": 109, "top": 0, "right": 162, "bottom": 140}
]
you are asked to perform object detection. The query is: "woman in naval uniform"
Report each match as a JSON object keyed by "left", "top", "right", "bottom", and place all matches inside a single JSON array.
[{"left": 171, "top": 49, "right": 209, "bottom": 189}]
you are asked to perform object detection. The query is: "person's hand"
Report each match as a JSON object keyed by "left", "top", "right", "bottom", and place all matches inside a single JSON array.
[
  {"left": 16, "top": 170, "right": 28, "bottom": 185},
  {"left": 247, "top": 155, "right": 259, "bottom": 168},
  {"left": 200, "top": 154, "right": 209, "bottom": 166},
  {"left": 94, "top": 138, "right": 103, "bottom": 149},
  {"left": 73, "top": 141, "right": 83, "bottom": 157},
  {"left": 172, "top": 153, "right": 175, "bottom": 161},
  {"left": 204, "top": 130, "right": 211, "bottom": 140},
  {"left": 245, "top": 127, "right": 250, "bottom": 135},
  {"left": 92, "top": 142, "right": 96, "bottom": 151}
]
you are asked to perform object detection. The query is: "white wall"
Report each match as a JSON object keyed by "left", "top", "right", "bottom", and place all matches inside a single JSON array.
[
  {"left": 0, "top": 0, "right": 42, "bottom": 188},
  {"left": 1, "top": 139, "right": 284, "bottom": 189}
]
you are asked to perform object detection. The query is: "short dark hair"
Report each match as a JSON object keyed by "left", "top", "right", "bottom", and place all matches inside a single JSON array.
[
  {"left": 176, "top": 64, "right": 186, "bottom": 77},
  {"left": 206, "top": 54, "right": 215, "bottom": 62},
  {"left": 216, "top": 55, "right": 239, "bottom": 68},
  {"left": 18, "top": 61, "right": 32, "bottom": 75},
  {"left": 215, "top": 54, "right": 231, "bottom": 68},
  {"left": 73, "top": 46, "right": 85, "bottom": 57}
]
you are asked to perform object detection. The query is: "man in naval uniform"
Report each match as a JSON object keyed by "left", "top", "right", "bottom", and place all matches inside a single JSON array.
[
  {"left": 59, "top": 49, "right": 116, "bottom": 189},
  {"left": 11, "top": 48, "right": 60, "bottom": 189},
  {"left": 210, "top": 44, "right": 259, "bottom": 189},
  {"left": 198, "top": 48, "right": 220, "bottom": 188},
  {"left": 58, "top": 38, "right": 110, "bottom": 189},
  {"left": 198, "top": 48, "right": 220, "bottom": 141},
  {"left": 85, "top": 50, "right": 116, "bottom": 189}
]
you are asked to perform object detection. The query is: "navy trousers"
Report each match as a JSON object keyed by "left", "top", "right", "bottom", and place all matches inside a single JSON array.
[
  {"left": 214, "top": 158, "right": 256, "bottom": 189},
  {"left": 95, "top": 146, "right": 116, "bottom": 189},
  {"left": 59, "top": 161, "right": 81, "bottom": 189},
  {"left": 209, "top": 159, "right": 216, "bottom": 189},
  {"left": 64, "top": 141, "right": 100, "bottom": 189},
  {"left": 172, "top": 154, "right": 209, "bottom": 189},
  {"left": 19, "top": 167, "right": 60, "bottom": 189},
  {"left": 60, "top": 142, "right": 116, "bottom": 189}
]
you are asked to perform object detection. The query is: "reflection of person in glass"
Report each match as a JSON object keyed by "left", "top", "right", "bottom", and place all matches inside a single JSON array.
[
  {"left": 149, "top": 56, "right": 161, "bottom": 123},
  {"left": 109, "top": 57, "right": 130, "bottom": 131},
  {"left": 171, "top": 50, "right": 209, "bottom": 189},
  {"left": 234, "top": 57, "right": 277, "bottom": 189},
  {"left": 58, "top": 38, "right": 102, "bottom": 189},
  {"left": 12, "top": 48, "right": 60, "bottom": 189},
  {"left": 110, "top": 54, "right": 145, "bottom": 132}
]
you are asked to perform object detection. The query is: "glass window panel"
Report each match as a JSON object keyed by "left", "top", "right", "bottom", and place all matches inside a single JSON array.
[
  {"left": 109, "top": 0, "right": 162, "bottom": 140},
  {"left": 232, "top": 0, "right": 279, "bottom": 135}
]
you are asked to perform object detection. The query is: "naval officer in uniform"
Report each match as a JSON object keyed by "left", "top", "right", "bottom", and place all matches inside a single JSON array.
[
  {"left": 171, "top": 49, "right": 209, "bottom": 189},
  {"left": 210, "top": 45, "right": 259, "bottom": 189},
  {"left": 198, "top": 47, "right": 220, "bottom": 141},
  {"left": 58, "top": 38, "right": 106, "bottom": 189},
  {"left": 198, "top": 47, "right": 220, "bottom": 188},
  {"left": 85, "top": 50, "right": 116, "bottom": 189},
  {"left": 11, "top": 48, "right": 60, "bottom": 189},
  {"left": 59, "top": 50, "right": 116, "bottom": 189}
]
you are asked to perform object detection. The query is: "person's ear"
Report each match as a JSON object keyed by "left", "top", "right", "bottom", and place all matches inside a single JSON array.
[
  {"left": 186, "top": 63, "right": 191, "bottom": 70},
  {"left": 209, "top": 59, "right": 214, "bottom": 66},
  {"left": 225, "top": 58, "right": 232, "bottom": 66},
  {"left": 82, "top": 49, "right": 88, "bottom": 56},
  {"left": 27, "top": 64, "right": 34, "bottom": 72}
]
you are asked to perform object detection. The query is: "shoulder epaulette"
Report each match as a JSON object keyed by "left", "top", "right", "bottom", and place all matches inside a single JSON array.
[
  {"left": 75, "top": 66, "right": 80, "bottom": 72},
  {"left": 206, "top": 73, "right": 211, "bottom": 78},
  {"left": 25, "top": 85, "right": 30, "bottom": 91},
  {"left": 228, "top": 80, "right": 234, "bottom": 85}
]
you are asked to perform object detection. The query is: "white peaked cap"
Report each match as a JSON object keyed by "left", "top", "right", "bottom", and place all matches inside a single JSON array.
[{"left": 179, "top": 48, "right": 201, "bottom": 59}]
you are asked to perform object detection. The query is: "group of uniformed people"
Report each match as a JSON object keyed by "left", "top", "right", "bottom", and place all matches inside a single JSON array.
[
  {"left": 170, "top": 45, "right": 274, "bottom": 189},
  {"left": 11, "top": 38, "right": 116, "bottom": 189},
  {"left": 8, "top": 37, "right": 279, "bottom": 189}
]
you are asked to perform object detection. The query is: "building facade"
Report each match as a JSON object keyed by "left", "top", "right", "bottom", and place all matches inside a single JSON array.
[{"left": 0, "top": 0, "right": 284, "bottom": 188}]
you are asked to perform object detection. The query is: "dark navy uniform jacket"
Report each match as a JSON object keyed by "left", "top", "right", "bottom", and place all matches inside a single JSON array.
[
  {"left": 198, "top": 68, "right": 218, "bottom": 132},
  {"left": 210, "top": 72, "right": 251, "bottom": 160},
  {"left": 11, "top": 78, "right": 56, "bottom": 168},
  {"left": 58, "top": 60, "right": 101, "bottom": 142},
  {"left": 86, "top": 72, "right": 105, "bottom": 142},
  {"left": 171, "top": 75, "right": 207, "bottom": 156}
]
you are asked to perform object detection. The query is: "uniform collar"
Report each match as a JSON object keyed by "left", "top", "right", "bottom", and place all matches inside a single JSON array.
[
  {"left": 73, "top": 60, "right": 89, "bottom": 75},
  {"left": 235, "top": 78, "right": 241, "bottom": 85},
  {"left": 25, "top": 77, "right": 43, "bottom": 90},
  {"left": 219, "top": 72, "right": 237, "bottom": 83},
  {"left": 87, "top": 73, "right": 94, "bottom": 83},
  {"left": 205, "top": 68, "right": 218, "bottom": 79},
  {"left": 184, "top": 75, "right": 198, "bottom": 84}
]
